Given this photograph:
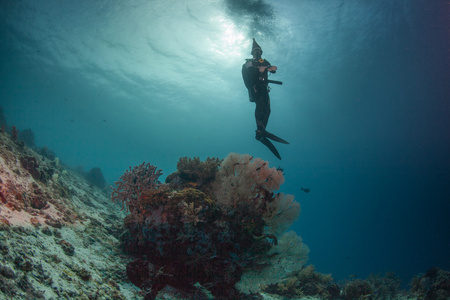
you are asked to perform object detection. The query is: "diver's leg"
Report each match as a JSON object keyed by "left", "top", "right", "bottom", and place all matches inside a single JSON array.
[
  {"left": 255, "top": 101, "right": 265, "bottom": 140},
  {"left": 259, "top": 94, "right": 289, "bottom": 144},
  {"left": 255, "top": 92, "right": 270, "bottom": 128},
  {"left": 262, "top": 95, "right": 271, "bottom": 129}
]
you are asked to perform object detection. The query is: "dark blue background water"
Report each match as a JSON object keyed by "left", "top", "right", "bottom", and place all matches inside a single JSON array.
[{"left": 1, "top": 0, "right": 449, "bottom": 287}]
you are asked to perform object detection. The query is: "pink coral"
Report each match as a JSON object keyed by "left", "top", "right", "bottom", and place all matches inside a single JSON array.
[
  {"left": 213, "top": 153, "right": 299, "bottom": 235},
  {"left": 111, "top": 162, "right": 163, "bottom": 213},
  {"left": 213, "top": 153, "right": 285, "bottom": 208}
]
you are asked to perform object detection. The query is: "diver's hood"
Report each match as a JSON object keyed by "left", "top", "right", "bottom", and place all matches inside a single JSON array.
[{"left": 251, "top": 38, "right": 263, "bottom": 55}]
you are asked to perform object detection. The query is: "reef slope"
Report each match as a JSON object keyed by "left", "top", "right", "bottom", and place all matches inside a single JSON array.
[{"left": 0, "top": 133, "right": 140, "bottom": 299}]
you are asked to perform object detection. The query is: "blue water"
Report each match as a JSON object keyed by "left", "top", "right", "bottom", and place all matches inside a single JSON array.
[{"left": 1, "top": 0, "right": 449, "bottom": 288}]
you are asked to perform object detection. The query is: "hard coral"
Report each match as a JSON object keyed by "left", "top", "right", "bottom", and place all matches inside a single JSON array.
[
  {"left": 166, "top": 156, "right": 222, "bottom": 195},
  {"left": 176, "top": 156, "right": 221, "bottom": 184},
  {"left": 367, "top": 272, "right": 401, "bottom": 298},
  {"left": 20, "top": 156, "right": 45, "bottom": 181},
  {"left": 0, "top": 190, "right": 6, "bottom": 204},
  {"left": 343, "top": 279, "right": 373, "bottom": 300},
  {"left": 28, "top": 186, "right": 49, "bottom": 209},
  {"left": 262, "top": 264, "right": 340, "bottom": 298},
  {"left": 30, "top": 195, "right": 47, "bottom": 210}
]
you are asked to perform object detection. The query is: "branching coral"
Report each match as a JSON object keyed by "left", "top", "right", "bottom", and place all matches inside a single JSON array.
[
  {"left": 180, "top": 201, "right": 203, "bottom": 225},
  {"left": 111, "top": 162, "right": 163, "bottom": 213},
  {"left": 166, "top": 156, "right": 222, "bottom": 194},
  {"left": 176, "top": 156, "right": 222, "bottom": 183}
]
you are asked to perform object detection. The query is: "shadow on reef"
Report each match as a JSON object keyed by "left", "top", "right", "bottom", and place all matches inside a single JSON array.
[{"left": 111, "top": 153, "right": 306, "bottom": 299}]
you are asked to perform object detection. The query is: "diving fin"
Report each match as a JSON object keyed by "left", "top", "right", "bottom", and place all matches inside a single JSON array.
[
  {"left": 259, "top": 136, "right": 282, "bottom": 160},
  {"left": 262, "top": 129, "right": 289, "bottom": 144}
]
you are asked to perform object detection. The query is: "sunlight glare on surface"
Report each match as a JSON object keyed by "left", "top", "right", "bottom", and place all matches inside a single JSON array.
[{"left": 208, "top": 16, "right": 247, "bottom": 60}]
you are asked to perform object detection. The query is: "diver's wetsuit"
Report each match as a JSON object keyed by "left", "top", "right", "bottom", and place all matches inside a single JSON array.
[
  {"left": 242, "top": 45, "right": 288, "bottom": 160},
  {"left": 242, "top": 57, "right": 273, "bottom": 138}
]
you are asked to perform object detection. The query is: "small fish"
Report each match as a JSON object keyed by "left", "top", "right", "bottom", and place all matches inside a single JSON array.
[
  {"left": 301, "top": 187, "right": 310, "bottom": 193},
  {"left": 348, "top": 274, "right": 358, "bottom": 279},
  {"left": 184, "top": 182, "right": 198, "bottom": 188}
]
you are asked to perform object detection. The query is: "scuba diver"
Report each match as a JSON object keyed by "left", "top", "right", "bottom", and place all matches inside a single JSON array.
[{"left": 242, "top": 38, "right": 289, "bottom": 160}]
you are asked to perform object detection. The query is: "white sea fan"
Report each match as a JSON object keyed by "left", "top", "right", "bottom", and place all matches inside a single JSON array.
[
  {"left": 264, "top": 193, "right": 300, "bottom": 235},
  {"left": 236, "top": 231, "right": 310, "bottom": 294}
]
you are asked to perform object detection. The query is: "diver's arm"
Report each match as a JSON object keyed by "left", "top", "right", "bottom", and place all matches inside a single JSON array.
[
  {"left": 260, "top": 59, "right": 276, "bottom": 73},
  {"left": 258, "top": 65, "right": 277, "bottom": 73}
]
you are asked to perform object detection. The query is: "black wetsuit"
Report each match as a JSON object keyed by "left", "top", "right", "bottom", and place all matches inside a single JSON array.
[
  {"left": 242, "top": 58, "right": 273, "bottom": 134},
  {"left": 242, "top": 56, "right": 287, "bottom": 160}
]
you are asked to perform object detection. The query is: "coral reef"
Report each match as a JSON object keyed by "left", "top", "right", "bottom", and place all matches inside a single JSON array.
[
  {"left": 339, "top": 271, "right": 406, "bottom": 300},
  {"left": 367, "top": 272, "right": 401, "bottom": 298},
  {"left": 165, "top": 156, "right": 222, "bottom": 194},
  {"left": 213, "top": 153, "right": 284, "bottom": 207},
  {"left": 237, "top": 230, "right": 310, "bottom": 294},
  {"left": 0, "top": 131, "right": 140, "bottom": 299},
  {"left": 214, "top": 153, "right": 300, "bottom": 235},
  {"left": 262, "top": 265, "right": 340, "bottom": 298},
  {"left": 343, "top": 279, "right": 373, "bottom": 300},
  {"left": 3, "top": 124, "right": 449, "bottom": 300},
  {"left": 263, "top": 268, "right": 403, "bottom": 299},
  {"left": 410, "top": 267, "right": 450, "bottom": 300},
  {"left": 20, "top": 156, "right": 49, "bottom": 182},
  {"left": 111, "top": 162, "right": 163, "bottom": 212},
  {"left": 114, "top": 153, "right": 306, "bottom": 299}
]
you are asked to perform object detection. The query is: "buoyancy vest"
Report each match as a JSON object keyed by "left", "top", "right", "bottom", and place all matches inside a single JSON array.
[{"left": 242, "top": 58, "right": 272, "bottom": 90}]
